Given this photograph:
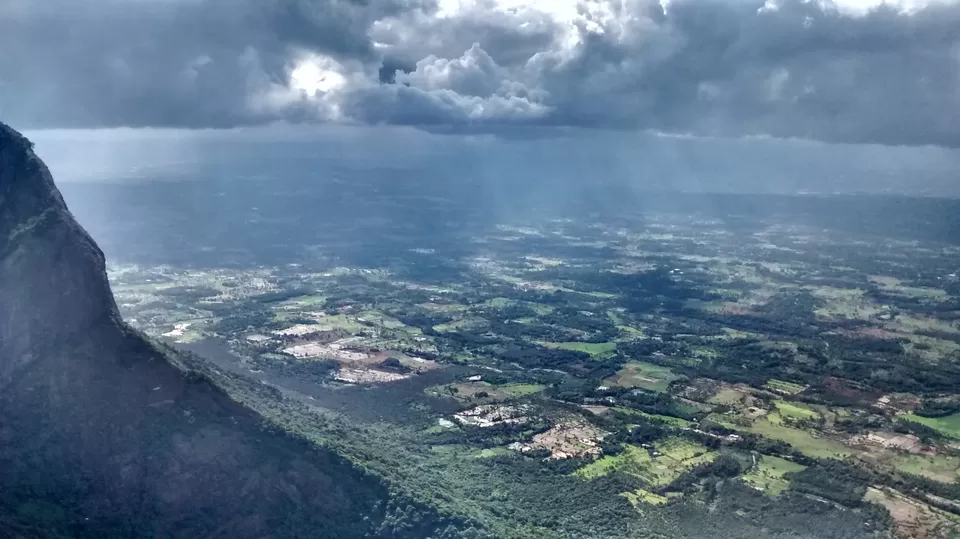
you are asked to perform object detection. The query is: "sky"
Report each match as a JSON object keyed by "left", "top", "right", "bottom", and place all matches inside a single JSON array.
[{"left": 2, "top": 0, "right": 960, "bottom": 147}]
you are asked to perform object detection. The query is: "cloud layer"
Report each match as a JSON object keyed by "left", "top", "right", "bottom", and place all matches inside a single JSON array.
[{"left": 2, "top": 0, "right": 959, "bottom": 146}]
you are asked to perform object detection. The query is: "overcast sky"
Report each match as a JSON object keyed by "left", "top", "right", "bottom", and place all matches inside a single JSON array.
[{"left": 2, "top": 0, "right": 959, "bottom": 147}]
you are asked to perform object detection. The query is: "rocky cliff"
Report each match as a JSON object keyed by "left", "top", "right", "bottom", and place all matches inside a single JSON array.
[{"left": 0, "top": 123, "right": 450, "bottom": 538}]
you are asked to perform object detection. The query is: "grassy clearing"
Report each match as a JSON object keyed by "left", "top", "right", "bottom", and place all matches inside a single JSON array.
[
  {"left": 426, "top": 382, "right": 544, "bottom": 402},
  {"left": 691, "top": 346, "right": 718, "bottom": 359},
  {"left": 901, "top": 413, "right": 960, "bottom": 439},
  {"left": 871, "top": 275, "right": 950, "bottom": 299},
  {"left": 474, "top": 447, "right": 513, "bottom": 458},
  {"left": 741, "top": 455, "right": 806, "bottom": 496},
  {"left": 499, "top": 383, "right": 546, "bottom": 397},
  {"left": 869, "top": 276, "right": 902, "bottom": 288},
  {"left": 608, "top": 310, "right": 646, "bottom": 338},
  {"left": 811, "top": 287, "right": 883, "bottom": 320},
  {"left": 864, "top": 486, "right": 960, "bottom": 539},
  {"left": 710, "top": 413, "right": 850, "bottom": 460},
  {"left": 576, "top": 446, "right": 648, "bottom": 480},
  {"left": 356, "top": 310, "right": 409, "bottom": 330},
  {"left": 765, "top": 379, "right": 807, "bottom": 395},
  {"left": 433, "top": 318, "right": 487, "bottom": 333},
  {"left": 300, "top": 313, "right": 364, "bottom": 333},
  {"left": 417, "top": 302, "right": 470, "bottom": 314},
  {"left": 575, "top": 290, "right": 618, "bottom": 299},
  {"left": 897, "top": 315, "right": 960, "bottom": 335},
  {"left": 891, "top": 453, "right": 960, "bottom": 483},
  {"left": 484, "top": 297, "right": 514, "bottom": 308},
  {"left": 613, "top": 408, "right": 694, "bottom": 428},
  {"left": 543, "top": 341, "right": 617, "bottom": 357},
  {"left": 278, "top": 294, "right": 326, "bottom": 307},
  {"left": 175, "top": 329, "right": 204, "bottom": 343},
  {"left": 746, "top": 417, "right": 850, "bottom": 459},
  {"left": 773, "top": 400, "right": 820, "bottom": 421},
  {"left": 425, "top": 382, "right": 492, "bottom": 400},
  {"left": 904, "top": 335, "right": 960, "bottom": 361},
  {"left": 605, "top": 362, "right": 682, "bottom": 393},
  {"left": 607, "top": 310, "right": 627, "bottom": 326},
  {"left": 622, "top": 489, "right": 670, "bottom": 506},
  {"left": 708, "top": 387, "right": 751, "bottom": 406},
  {"left": 719, "top": 327, "right": 764, "bottom": 340},
  {"left": 576, "top": 438, "right": 715, "bottom": 487},
  {"left": 616, "top": 326, "right": 646, "bottom": 339},
  {"left": 529, "top": 303, "right": 555, "bottom": 315}
]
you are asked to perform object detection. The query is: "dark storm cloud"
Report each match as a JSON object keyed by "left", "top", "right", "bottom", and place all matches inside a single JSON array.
[
  {"left": 0, "top": 0, "right": 427, "bottom": 127},
  {"left": 2, "top": 0, "right": 959, "bottom": 146}
]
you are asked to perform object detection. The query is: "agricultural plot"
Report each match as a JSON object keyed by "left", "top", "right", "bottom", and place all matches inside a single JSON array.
[
  {"left": 433, "top": 318, "right": 489, "bottom": 333},
  {"left": 901, "top": 413, "right": 960, "bottom": 439},
  {"left": 865, "top": 487, "right": 960, "bottom": 539},
  {"left": 740, "top": 455, "right": 806, "bottom": 496},
  {"left": 710, "top": 413, "right": 851, "bottom": 460},
  {"left": 765, "top": 379, "right": 807, "bottom": 395},
  {"left": 427, "top": 381, "right": 544, "bottom": 402},
  {"left": 708, "top": 387, "right": 753, "bottom": 406},
  {"left": 605, "top": 362, "right": 682, "bottom": 393},
  {"left": 772, "top": 400, "right": 821, "bottom": 422},
  {"left": 890, "top": 453, "right": 960, "bottom": 484},
  {"left": 613, "top": 408, "right": 695, "bottom": 428},
  {"left": 576, "top": 438, "right": 716, "bottom": 488},
  {"left": 812, "top": 287, "right": 885, "bottom": 321},
  {"left": 622, "top": 489, "right": 672, "bottom": 507},
  {"left": 276, "top": 294, "right": 327, "bottom": 307},
  {"left": 102, "top": 192, "right": 960, "bottom": 539},
  {"left": 499, "top": 383, "right": 546, "bottom": 397},
  {"left": 542, "top": 341, "right": 617, "bottom": 357}
]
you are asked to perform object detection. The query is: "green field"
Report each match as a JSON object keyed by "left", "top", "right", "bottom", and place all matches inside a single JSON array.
[
  {"left": 606, "top": 362, "right": 682, "bottom": 392},
  {"left": 433, "top": 318, "right": 487, "bottom": 333},
  {"left": 303, "top": 313, "right": 364, "bottom": 333},
  {"left": 773, "top": 400, "right": 820, "bottom": 422},
  {"left": 474, "top": 447, "right": 513, "bottom": 458},
  {"left": 484, "top": 297, "right": 514, "bottom": 308},
  {"left": 709, "top": 387, "right": 751, "bottom": 406},
  {"left": 543, "top": 341, "right": 617, "bottom": 357},
  {"left": 607, "top": 310, "right": 627, "bottom": 326},
  {"left": 902, "top": 413, "right": 960, "bottom": 439},
  {"left": 621, "top": 489, "right": 670, "bottom": 506},
  {"left": 747, "top": 418, "right": 850, "bottom": 459},
  {"left": 741, "top": 455, "right": 806, "bottom": 496},
  {"left": 576, "top": 438, "right": 715, "bottom": 487},
  {"left": 498, "top": 383, "right": 546, "bottom": 397},
  {"left": 711, "top": 414, "right": 851, "bottom": 460},
  {"left": 613, "top": 408, "right": 694, "bottom": 427},
  {"left": 529, "top": 303, "right": 555, "bottom": 315},
  {"left": 764, "top": 379, "right": 807, "bottom": 395},
  {"left": 426, "top": 382, "right": 544, "bottom": 402},
  {"left": 277, "top": 294, "right": 326, "bottom": 307},
  {"left": 890, "top": 452, "right": 960, "bottom": 483}
]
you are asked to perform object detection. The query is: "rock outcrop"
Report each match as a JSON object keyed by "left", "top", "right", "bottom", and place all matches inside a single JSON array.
[{"left": 0, "top": 123, "right": 428, "bottom": 538}]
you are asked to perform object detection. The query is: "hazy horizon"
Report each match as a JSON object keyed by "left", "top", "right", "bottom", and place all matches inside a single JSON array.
[{"left": 24, "top": 126, "right": 960, "bottom": 199}]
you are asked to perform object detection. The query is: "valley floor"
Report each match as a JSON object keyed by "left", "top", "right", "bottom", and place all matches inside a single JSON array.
[{"left": 107, "top": 210, "right": 960, "bottom": 538}]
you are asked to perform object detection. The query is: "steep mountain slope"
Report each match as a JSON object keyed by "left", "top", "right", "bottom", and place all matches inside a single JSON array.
[{"left": 0, "top": 123, "right": 460, "bottom": 539}]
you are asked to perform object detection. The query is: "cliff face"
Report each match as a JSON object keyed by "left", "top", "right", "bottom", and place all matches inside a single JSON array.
[
  {"left": 0, "top": 124, "right": 118, "bottom": 388},
  {"left": 0, "top": 124, "right": 426, "bottom": 538}
]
